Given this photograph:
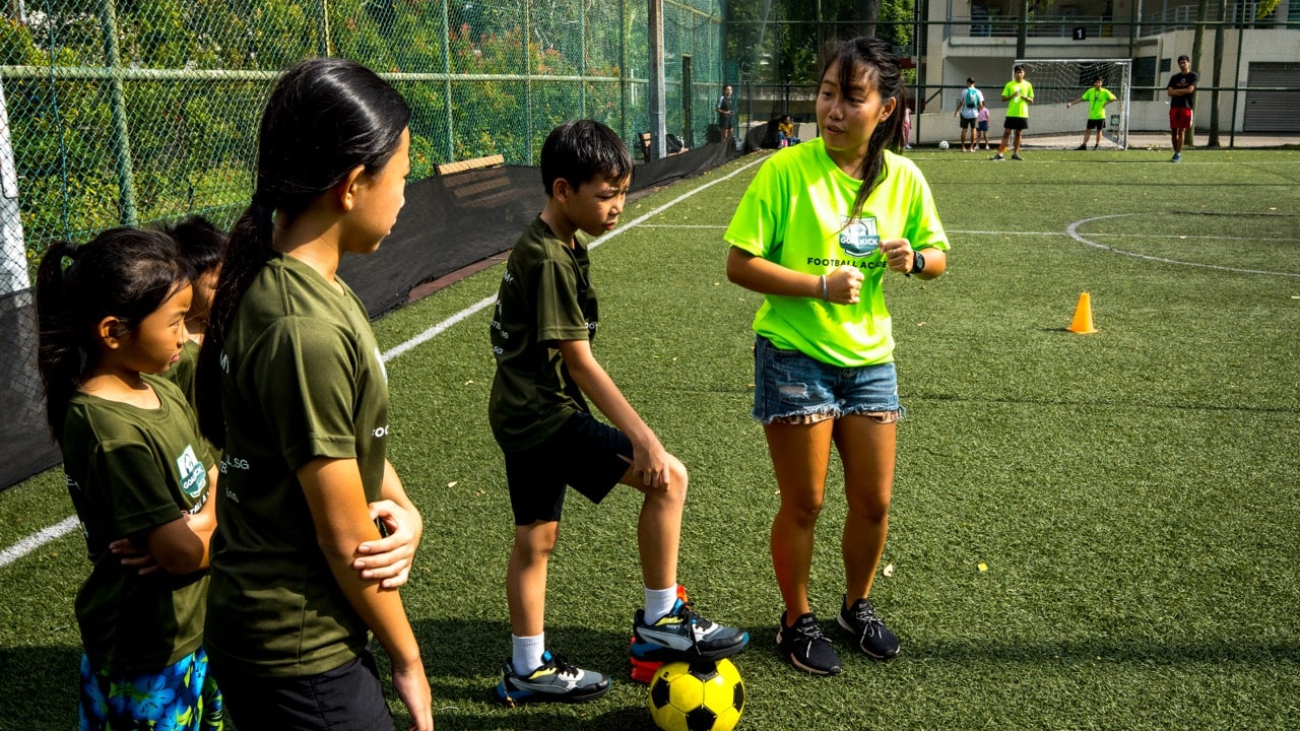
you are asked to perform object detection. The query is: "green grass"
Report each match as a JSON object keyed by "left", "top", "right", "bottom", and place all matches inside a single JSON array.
[{"left": 2, "top": 148, "right": 1298, "bottom": 730}]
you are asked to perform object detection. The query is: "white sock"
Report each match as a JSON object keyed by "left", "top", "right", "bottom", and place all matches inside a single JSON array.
[
  {"left": 644, "top": 585, "right": 678, "bottom": 625},
  {"left": 511, "top": 633, "right": 546, "bottom": 676}
]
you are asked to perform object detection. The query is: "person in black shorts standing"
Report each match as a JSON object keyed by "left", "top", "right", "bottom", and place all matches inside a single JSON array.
[
  {"left": 489, "top": 120, "right": 748, "bottom": 706},
  {"left": 991, "top": 65, "right": 1034, "bottom": 161}
]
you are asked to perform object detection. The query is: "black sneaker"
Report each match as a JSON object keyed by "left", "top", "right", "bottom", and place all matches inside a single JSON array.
[
  {"left": 837, "top": 596, "right": 899, "bottom": 660},
  {"left": 1076, "top": 144, "right": 1087, "bottom": 150},
  {"left": 494, "top": 651, "right": 611, "bottom": 706},
  {"left": 776, "top": 611, "right": 842, "bottom": 675},
  {"left": 1011, "top": 153, "right": 1024, "bottom": 161},
  {"left": 632, "top": 599, "right": 749, "bottom": 662}
]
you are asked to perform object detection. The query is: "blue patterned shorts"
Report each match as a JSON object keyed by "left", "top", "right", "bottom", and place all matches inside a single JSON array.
[{"left": 80, "top": 646, "right": 223, "bottom": 731}]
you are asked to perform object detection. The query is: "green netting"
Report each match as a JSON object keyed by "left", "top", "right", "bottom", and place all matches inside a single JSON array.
[{"left": 0, "top": 0, "right": 724, "bottom": 269}]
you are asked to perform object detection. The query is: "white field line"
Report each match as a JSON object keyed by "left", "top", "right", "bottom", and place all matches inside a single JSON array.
[
  {"left": 1066, "top": 214, "right": 1300, "bottom": 278},
  {"left": 0, "top": 516, "right": 79, "bottom": 568},
  {"left": 1, "top": 154, "right": 770, "bottom": 571}
]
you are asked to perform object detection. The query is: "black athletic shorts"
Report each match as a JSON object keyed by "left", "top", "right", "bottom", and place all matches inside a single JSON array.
[
  {"left": 211, "top": 651, "right": 395, "bottom": 731},
  {"left": 1086, "top": 118, "right": 1105, "bottom": 130},
  {"left": 959, "top": 115, "right": 978, "bottom": 129},
  {"left": 1004, "top": 116, "right": 1029, "bottom": 130},
  {"left": 503, "top": 412, "right": 633, "bottom": 525}
]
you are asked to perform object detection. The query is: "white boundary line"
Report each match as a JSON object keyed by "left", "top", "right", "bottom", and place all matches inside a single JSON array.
[
  {"left": 1, "top": 154, "right": 770, "bottom": 571},
  {"left": 0, "top": 516, "right": 79, "bottom": 568},
  {"left": 1066, "top": 213, "right": 1300, "bottom": 278}
]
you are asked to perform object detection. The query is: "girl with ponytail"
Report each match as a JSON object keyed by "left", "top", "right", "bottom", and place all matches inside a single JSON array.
[
  {"left": 725, "top": 37, "right": 951, "bottom": 676},
  {"left": 35, "top": 229, "right": 225, "bottom": 730},
  {"left": 195, "top": 57, "right": 431, "bottom": 731}
]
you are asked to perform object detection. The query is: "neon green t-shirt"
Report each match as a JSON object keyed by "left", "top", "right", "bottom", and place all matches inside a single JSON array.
[
  {"left": 1003, "top": 79, "right": 1034, "bottom": 118},
  {"left": 724, "top": 139, "right": 950, "bottom": 367},
  {"left": 1082, "top": 87, "right": 1116, "bottom": 120}
]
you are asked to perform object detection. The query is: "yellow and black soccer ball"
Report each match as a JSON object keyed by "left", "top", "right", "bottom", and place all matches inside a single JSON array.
[{"left": 647, "top": 659, "right": 745, "bottom": 731}]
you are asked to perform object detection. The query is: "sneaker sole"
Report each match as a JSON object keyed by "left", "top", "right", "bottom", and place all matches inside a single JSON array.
[
  {"left": 774, "top": 630, "right": 842, "bottom": 676},
  {"left": 494, "top": 680, "right": 611, "bottom": 706},
  {"left": 836, "top": 615, "right": 900, "bottom": 660},
  {"left": 630, "top": 632, "right": 750, "bottom": 662}
]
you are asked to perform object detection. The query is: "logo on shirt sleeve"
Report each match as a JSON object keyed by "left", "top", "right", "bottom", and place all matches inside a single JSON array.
[
  {"left": 176, "top": 444, "right": 207, "bottom": 499},
  {"left": 839, "top": 215, "right": 880, "bottom": 258}
]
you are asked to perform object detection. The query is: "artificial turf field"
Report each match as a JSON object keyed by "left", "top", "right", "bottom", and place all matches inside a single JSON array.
[{"left": 1, "top": 147, "right": 1298, "bottom": 730}]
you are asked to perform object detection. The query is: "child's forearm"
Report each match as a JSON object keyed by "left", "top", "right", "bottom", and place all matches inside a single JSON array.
[{"left": 299, "top": 458, "right": 426, "bottom": 669}]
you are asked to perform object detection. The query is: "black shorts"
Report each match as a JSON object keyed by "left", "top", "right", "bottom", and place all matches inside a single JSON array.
[
  {"left": 959, "top": 116, "right": 978, "bottom": 128},
  {"left": 503, "top": 412, "right": 632, "bottom": 525},
  {"left": 1004, "top": 116, "right": 1029, "bottom": 130},
  {"left": 211, "top": 651, "right": 394, "bottom": 731},
  {"left": 1086, "top": 118, "right": 1105, "bottom": 130}
]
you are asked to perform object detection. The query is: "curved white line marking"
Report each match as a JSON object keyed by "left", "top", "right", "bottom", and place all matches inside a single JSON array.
[{"left": 1066, "top": 213, "right": 1300, "bottom": 278}]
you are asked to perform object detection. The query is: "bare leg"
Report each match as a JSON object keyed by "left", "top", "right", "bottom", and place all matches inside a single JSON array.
[
  {"left": 507, "top": 521, "right": 560, "bottom": 636},
  {"left": 833, "top": 416, "right": 896, "bottom": 603},
  {"left": 622, "top": 455, "right": 689, "bottom": 591},
  {"left": 765, "top": 419, "right": 835, "bottom": 623}
]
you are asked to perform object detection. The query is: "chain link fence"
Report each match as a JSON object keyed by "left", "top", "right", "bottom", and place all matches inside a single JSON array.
[
  {"left": 722, "top": 0, "right": 1300, "bottom": 149},
  {"left": 0, "top": 0, "right": 724, "bottom": 490}
]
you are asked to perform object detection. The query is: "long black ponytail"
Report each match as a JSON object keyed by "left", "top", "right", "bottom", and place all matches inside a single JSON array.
[
  {"left": 197, "top": 57, "right": 411, "bottom": 446},
  {"left": 823, "top": 37, "right": 906, "bottom": 220},
  {"left": 35, "top": 229, "right": 189, "bottom": 439}
]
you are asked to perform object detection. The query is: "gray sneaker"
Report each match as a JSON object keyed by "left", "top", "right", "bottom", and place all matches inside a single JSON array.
[
  {"left": 632, "top": 599, "right": 749, "bottom": 662},
  {"left": 494, "top": 651, "right": 610, "bottom": 706}
]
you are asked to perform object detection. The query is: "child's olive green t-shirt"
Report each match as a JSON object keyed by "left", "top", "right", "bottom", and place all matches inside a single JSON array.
[
  {"left": 205, "top": 253, "right": 390, "bottom": 677},
  {"left": 62, "top": 375, "right": 213, "bottom": 675},
  {"left": 489, "top": 216, "right": 598, "bottom": 452}
]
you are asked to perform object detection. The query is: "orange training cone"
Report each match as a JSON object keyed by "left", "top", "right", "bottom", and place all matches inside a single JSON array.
[{"left": 1067, "top": 292, "right": 1098, "bottom": 334}]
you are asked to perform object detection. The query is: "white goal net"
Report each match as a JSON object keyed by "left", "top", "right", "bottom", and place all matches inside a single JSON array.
[{"left": 1011, "top": 59, "right": 1131, "bottom": 150}]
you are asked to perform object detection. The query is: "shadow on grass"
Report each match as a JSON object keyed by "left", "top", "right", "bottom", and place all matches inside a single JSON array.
[{"left": 0, "top": 644, "right": 81, "bottom": 731}]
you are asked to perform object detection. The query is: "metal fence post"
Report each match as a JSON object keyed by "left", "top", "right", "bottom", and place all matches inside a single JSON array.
[
  {"left": 442, "top": 0, "right": 454, "bottom": 161},
  {"left": 525, "top": 0, "right": 533, "bottom": 165},
  {"left": 99, "top": 0, "right": 137, "bottom": 226}
]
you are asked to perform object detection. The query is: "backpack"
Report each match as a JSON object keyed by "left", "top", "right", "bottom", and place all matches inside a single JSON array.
[{"left": 964, "top": 89, "right": 979, "bottom": 109}]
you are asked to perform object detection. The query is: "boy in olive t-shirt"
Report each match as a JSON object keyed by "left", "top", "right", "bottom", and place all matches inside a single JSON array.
[{"left": 488, "top": 120, "right": 748, "bottom": 706}]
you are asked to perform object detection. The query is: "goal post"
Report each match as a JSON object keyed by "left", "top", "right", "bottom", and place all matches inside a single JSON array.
[{"left": 1012, "top": 59, "right": 1131, "bottom": 150}]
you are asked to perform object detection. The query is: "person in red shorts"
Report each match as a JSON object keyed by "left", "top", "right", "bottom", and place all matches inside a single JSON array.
[{"left": 1166, "top": 55, "right": 1197, "bottom": 163}]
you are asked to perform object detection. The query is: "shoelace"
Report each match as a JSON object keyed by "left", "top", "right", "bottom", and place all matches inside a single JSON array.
[
  {"left": 792, "top": 618, "right": 828, "bottom": 642},
  {"left": 547, "top": 653, "right": 581, "bottom": 678},
  {"left": 850, "top": 602, "right": 886, "bottom": 638},
  {"left": 673, "top": 601, "right": 705, "bottom": 650}
]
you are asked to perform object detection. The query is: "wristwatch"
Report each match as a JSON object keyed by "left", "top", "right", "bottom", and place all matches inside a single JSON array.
[{"left": 906, "top": 250, "right": 926, "bottom": 277}]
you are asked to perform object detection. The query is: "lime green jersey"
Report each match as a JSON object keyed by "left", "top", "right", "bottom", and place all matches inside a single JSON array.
[
  {"left": 1082, "top": 87, "right": 1116, "bottom": 120},
  {"left": 724, "top": 139, "right": 949, "bottom": 367},
  {"left": 1003, "top": 79, "right": 1034, "bottom": 117}
]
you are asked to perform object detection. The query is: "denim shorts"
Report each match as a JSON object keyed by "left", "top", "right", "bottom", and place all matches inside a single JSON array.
[{"left": 753, "top": 336, "right": 903, "bottom": 425}]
